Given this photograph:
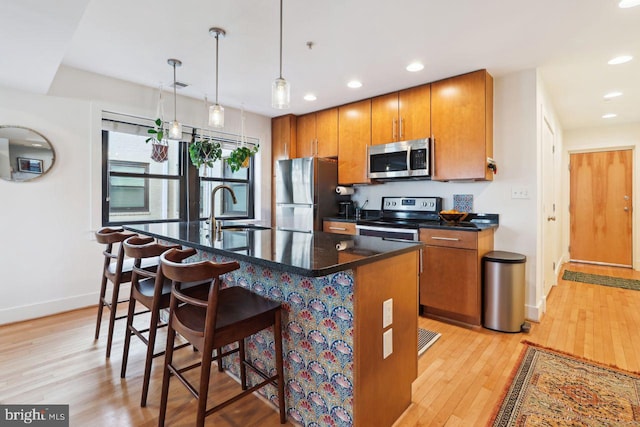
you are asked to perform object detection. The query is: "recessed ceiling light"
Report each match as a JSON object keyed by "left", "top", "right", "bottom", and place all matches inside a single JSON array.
[
  {"left": 406, "top": 62, "right": 424, "bottom": 72},
  {"left": 604, "top": 91, "right": 623, "bottom": 99},
  {"left": 619, "top": 0, "right": 640, "bottom": 8},
  {"left": 304, "top": 93, "right": 317, "bottom": 101},
  {"left": 608, "top": 55, "right": 633, "bottom": 65},
  {"left": 602, "top": 113, "right": 618, "bottom": 119},
  {"left": 347, "top": 80, "right": 363, "bottom": 89}
]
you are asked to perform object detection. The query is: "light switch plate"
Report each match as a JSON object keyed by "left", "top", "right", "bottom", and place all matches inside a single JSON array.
[
  {"left": 383, "top": 298, "right": 393, "bottom": 328},
  {"left": 383, "top": 329, "right": 393, "bottom": 359},
  {"left": 511, "top": 187, "right": 530, "bottom": 199}
]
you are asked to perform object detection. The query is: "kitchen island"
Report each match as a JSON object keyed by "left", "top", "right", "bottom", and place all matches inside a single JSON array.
[{"left": 125, "top": 221, "right": 422, "bottom": 427}]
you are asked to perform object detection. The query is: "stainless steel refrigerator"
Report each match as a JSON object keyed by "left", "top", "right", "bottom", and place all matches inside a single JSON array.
[{"left": 275, "top": 157, "right": 338, "bottom": 232}]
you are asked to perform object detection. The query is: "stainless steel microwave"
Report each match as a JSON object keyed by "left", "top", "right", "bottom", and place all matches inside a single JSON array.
[{"left": 367, "top": 138, "right": 430, "bottom": 179}]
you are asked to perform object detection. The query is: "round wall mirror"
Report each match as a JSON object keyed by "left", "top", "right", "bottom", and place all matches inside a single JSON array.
[{"left": 0, "top": 126, "right": 56, "bottom": 182}]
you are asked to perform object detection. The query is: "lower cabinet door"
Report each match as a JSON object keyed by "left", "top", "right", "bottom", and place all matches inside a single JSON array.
[{"left": 420, "top": 245, "right": 480, "bottom": 324}]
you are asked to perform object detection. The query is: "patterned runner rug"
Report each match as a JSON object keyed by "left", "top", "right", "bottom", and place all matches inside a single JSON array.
[
  {"left": 562, "top": 270, "right": 640, "bottom": 291},
  {"left": 489, "top": 342, "right": 640, "bottom": 426},
  {"left": 418, "top": 328, "right": 440, "bottom": 356}
]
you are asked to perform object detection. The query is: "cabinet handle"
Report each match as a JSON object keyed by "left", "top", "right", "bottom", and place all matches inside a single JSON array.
[
  {"left": 392, "top": 119, "right": 397, "bottom": 141},
  {"left": 329, "top": 227, "right": 347, "bottom": 231},
  {"left": 315, "top": 138, "right": 319, "bottom": 157},
  {"left": 431, "top": 236, "right": 460, "bottom": 241},
  {"left": 431, "top": 135, "right": 436, "bottom": 177},
  {"left": 399, "top": 117, "right": 404, "bottom": 140}
]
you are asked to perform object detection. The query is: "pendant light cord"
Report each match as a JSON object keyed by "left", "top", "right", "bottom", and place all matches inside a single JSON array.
[
  {"left": 173, "top": 62, "right": 178, "bottom": 121},
  {"left": 215, "top": 33, "right": 220, "bottom": 105},
  {"left": 279, "top": 0, "right": 283, "bottom": 79}
]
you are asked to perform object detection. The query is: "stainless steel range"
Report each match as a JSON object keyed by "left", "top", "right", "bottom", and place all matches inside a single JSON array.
[{"left": 355, "top": 196, "right": 442, "bottom": 241}]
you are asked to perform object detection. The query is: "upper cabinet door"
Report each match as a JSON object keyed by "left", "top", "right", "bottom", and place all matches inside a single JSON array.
[
  {"left": 296, "top": 113, "right": 316, "bottom": 158},
  {"left": 431, "top": 70, "right": 493, "bottom": 181},
  {"left": 371, "top": 93, "right": 399, "bottom": 146},
  {"left": 338, "top": 99, "right": 371, "bottom": 185},
  {"left": 272, "top": 115, "right": 297, "bottom": 165},
  {"left": 399, "top": 84, "right": 431, "bottom": 141},
  {"left": 315, "top": 108, "right": 338, "bottom": 158}
]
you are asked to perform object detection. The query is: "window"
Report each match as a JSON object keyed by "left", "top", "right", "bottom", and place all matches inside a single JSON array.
[
  {"left": 198, "top": 151, "right": 254, "bottom": 221},
  {"left": 109, "top": 161, "right": 149, "bottom": 212},
  {"left": 101, "top": 113, "right": 257, "bottom": 226}
]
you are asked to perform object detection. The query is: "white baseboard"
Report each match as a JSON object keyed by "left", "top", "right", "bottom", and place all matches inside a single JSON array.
[
  {"left": 0, "top": 284, "right": 131, "bottom": 325},
  {"left": 525, "top": 301, "right": 543, "bottom": 322}
]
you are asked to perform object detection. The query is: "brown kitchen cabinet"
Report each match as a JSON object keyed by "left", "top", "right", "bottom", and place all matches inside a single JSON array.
[
  {"left": 338, "top": 99, "right": 371, "bottom": 185},
  {"left": 419, "top": 228, "right": 494, "bottom": 326},
  {"left": 271, "top": 115, "right": 297, "bottom": 226},
  {"left": 296, "top": 108, "right": 338, "bottom": 158},
  {"left": 371, "top": 84, "right": 431, "bottom": 146},
  {"left": 431, "top": 69, "right": 493, "bottom": 181},
  {"left": 323, "top": 220, "right": 356, "bottom": 235}
]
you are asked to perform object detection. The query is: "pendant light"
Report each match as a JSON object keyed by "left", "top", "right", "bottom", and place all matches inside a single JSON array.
[
  {"left": 208, "top": 27, "right": 226, "bottom": 128},
  {"left": 167, "top": 58, "right": 182, "bottom": 140},
  {"left": 272, "top": 0, "right": 290, "bottom": 109}
]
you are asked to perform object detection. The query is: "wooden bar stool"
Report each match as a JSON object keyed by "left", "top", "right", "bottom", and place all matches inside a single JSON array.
[
  {"left": 120, "top": 236, "right": 210, "bottom": 407},
  {"left": 158, "top": 248, "right": 286, "bottom": 427},
  {"left": 94, "top": 227, "right": 155, "bottom": 357}
]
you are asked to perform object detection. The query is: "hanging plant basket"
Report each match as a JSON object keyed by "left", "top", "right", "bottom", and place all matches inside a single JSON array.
[
  {"left": 226, "top": 145, "right": 259, "bottom": 172},
  {"left": 189, "top": 138, "right": 222, "bottom": 169},
  {"left": 146, "top": 118, "right": 169, "bottom": 163},
  {"left": 151, "top": 143, "right": 169, "bottom": 162}
]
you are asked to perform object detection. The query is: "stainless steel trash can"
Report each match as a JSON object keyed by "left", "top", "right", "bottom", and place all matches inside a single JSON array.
[{"left": 483, "top": 251, "right": 526, "bottom": 332}]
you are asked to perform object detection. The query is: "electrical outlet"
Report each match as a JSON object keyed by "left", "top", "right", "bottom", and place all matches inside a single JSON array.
[
  {"left": 511, "top": 187, "right": 530, "bottom": 199},
  {"left": 383, "top": 329, "right": 393, "bottom": 359},
  {"left": 383, "top": 298, "right": 393, "bottom": 328}
]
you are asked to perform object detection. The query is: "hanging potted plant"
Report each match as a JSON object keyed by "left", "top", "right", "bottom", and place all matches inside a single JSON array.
[
  {"left": 146, "top": 118, "right": 169, "bottom": 163},
  {"left": 226, "top": 144, "right": 259, "bottom": 172},
  {"left": 189, "top": 138, "right": 222, "bottom": 168}
]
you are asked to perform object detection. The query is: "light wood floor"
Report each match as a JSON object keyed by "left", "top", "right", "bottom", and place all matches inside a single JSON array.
[{"left": 2, "top": 262, "right": 640, "bottom": 426}]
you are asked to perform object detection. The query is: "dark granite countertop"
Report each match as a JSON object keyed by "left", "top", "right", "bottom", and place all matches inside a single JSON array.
[{"left": 124, "top": 220, "right": 422, "bottom": 277}]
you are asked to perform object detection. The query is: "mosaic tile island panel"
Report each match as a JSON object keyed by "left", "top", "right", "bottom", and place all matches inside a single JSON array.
[{"left": 193, "top": 250, "right": 355, "bottom": 427}]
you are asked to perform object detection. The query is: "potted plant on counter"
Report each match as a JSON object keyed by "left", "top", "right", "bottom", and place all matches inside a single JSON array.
[{"left": 226, "top": 144, "right": 259, "bottom": 173}]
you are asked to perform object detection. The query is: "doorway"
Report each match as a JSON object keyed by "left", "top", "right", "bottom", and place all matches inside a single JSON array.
[{"left": 569, "top": 149, "right": 633, "bottom": 267}]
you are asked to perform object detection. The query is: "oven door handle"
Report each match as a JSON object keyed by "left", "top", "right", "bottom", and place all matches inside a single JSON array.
[{"left": 356, "top": 225, "right": 419, "bottom": 237}]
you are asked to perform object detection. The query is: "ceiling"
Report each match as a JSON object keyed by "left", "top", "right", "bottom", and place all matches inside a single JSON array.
[{"left": 2, "top": 0, "right": 640, "bottom": 130}]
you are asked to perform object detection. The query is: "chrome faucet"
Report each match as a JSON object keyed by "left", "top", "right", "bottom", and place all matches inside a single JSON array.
[{"left": 210, "top": 185, "right": 237, "bottom": 234}]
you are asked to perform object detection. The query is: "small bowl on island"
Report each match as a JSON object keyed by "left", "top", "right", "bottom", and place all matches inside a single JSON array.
[{"left": 439, "top": 210, "right": 468, "bottom": 223}]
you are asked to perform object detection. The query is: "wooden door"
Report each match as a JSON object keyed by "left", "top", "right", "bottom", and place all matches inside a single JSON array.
[
  {"left": 371, "top": 93, "right": 398, "bottom": 145},
  {"left": 570, "top": 150, "right": 632, "bottom": 266},
  {"left": 431, "top": 69, "right": 493, "bottom": 181},
  {"left": 338, "top": 99, "right": 371, "bottom": 185},
  {"left": 296, "top": 113, "right": 315, "bottom": 158},
  {"left": 315, "top": 108, "right": 338, "bottom": 157},
  {"left": 399, "top": 84, "right": 431, "bottom": 141}
]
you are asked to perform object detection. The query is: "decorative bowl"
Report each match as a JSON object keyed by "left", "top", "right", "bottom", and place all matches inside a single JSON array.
[{"left": 439, "top": 212, "right": 468, "bottom": 223}]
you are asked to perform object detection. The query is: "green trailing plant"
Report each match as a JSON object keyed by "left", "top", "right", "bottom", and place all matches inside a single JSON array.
[
  {"left": 189, "top": 138, "right": 222, "bottom": 168},
  {"left": 145, "top": 118, "right": 165, "bottom": 144},
  {"left": 226, "top": 145, "right": 259, "bottom": 172}
]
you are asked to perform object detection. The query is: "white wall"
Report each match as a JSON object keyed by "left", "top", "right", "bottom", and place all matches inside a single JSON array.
[
  {"left": 0, "top": 66, "right": 272, "bottom": 324},
  {"left": 562, "top": 123, "right": 640, "bottom": 269},
  {"left": 0, "top": 85, "right": 96, "bottom": 323},
  {"left": 352, "top": 69, "right": 544, "bottom": 320}
]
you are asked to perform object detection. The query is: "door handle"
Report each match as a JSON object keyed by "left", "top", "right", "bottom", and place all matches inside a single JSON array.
[
  {"left": 547, "top": 216, "right": 556, "bottom": 221},
  {"left": 624, "top": 207, "right": 629, "bottom": 211}
]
